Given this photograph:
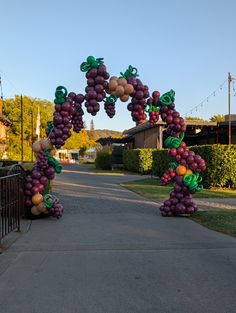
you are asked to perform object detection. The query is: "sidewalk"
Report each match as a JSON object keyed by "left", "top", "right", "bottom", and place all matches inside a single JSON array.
[
  {"left": 197, "top": 198, "right": 236, "bottom": 211},
  {"left": 0, "top": 219, "right": 31, "bottom": 253}
]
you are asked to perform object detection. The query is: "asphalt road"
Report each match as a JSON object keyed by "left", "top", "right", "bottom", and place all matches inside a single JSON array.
[{"left": 0, "top": 164, "right": 236, "bottom": 313}]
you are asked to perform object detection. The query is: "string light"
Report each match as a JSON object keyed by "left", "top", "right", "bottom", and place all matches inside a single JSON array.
[{"left": 184, "top": 79, "right": 227, "bottom": 117}]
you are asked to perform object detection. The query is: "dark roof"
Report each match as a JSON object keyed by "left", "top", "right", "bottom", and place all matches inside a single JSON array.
[
  {"left": 125, "top": 120, "right": 217, "bottom": 136},
  {"left": 96, "top": 136, "right": 134, "bottom": 146}
]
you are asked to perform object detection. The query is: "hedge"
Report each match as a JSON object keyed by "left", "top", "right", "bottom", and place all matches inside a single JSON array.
[
  {"left": 123, "top": 149, "right": 155, "bottom": 174},
  {"left": 152, "top": 149, "right": 172, "bottom": 177},
  {"left": 95, "top": 150, "right": 112, "bottom": 170},
  {"left": 190, "top": 144, "right": 236, "bottom": 188},
  {"left": 152, "top": 144, "right": 236, "bottom": 188}
]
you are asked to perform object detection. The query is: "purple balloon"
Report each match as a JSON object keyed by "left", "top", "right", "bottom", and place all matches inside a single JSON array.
[
  {"left": 76, "top": 94, "right": 85, "bottom": 103},
  {"left": 95, "top": 76, "right": 104, "bottom": 84}
]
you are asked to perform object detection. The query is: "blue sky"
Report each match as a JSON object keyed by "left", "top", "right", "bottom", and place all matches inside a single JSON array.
[{"left": 1, "top": 0, "right": 236, "bottom": 131}]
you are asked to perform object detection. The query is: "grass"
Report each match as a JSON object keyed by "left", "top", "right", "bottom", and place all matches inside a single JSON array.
[
  {"left": 120, "top": 178, "right": 236, "bottom": 199},
  {"left": 79, "top": 163, "right": 138, "bottom": 176},
  {"left": 190, "top": 210, "right": 236, "bottom": 237}
]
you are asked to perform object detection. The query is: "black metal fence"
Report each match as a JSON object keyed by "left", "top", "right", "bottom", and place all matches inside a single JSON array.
[{"left": 0, "top": 165, "right": 25, "bottom": 242}]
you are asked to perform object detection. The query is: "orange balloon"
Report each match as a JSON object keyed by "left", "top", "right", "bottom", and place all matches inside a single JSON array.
[
  {"left": 32, "top": 193, "right": 43, "bottom": 205},
  {"left": 124, "top": 84, "right": 134, "bottom": 95},
  {"left": 115, "top": 85, "right": 125, "bottom": 97},
  {"left": 117, "top": 78, "right": 127, "bottom": 86},
  {"left": 176, "top": 165, "right": 187, "bottom": 176},
  {"left": 120, "top": 94, "right": 130, "bottom": 102},
  {"left": 185, "top": 169, "right": 193, "bottom": 175},
  {"left": 109, "top": 80, "right": 118, "bottom": 91}
]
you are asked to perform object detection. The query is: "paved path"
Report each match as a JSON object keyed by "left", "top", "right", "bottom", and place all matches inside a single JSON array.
[
  {"left": 0, "top": 164, "right": 236, "bottom": 313},
  {"left": 197, "top": 198, "right": 236, "bottom": 211}
]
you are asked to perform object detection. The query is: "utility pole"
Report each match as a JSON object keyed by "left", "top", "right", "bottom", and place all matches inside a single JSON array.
[
  {"left": 20, "top": 95, "right": 24, "bottom": 162},
  {"left": 31, "top": 110, "right": 34, "bottom": 161},
  {"left": 228, "top": 72, "right": 232, "bottom": 145}
]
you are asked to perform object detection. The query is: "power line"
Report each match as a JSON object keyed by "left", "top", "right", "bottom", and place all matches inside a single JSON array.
[
  {"left": 0, "top": 70, "right": 20, "bottom": 95},
  {"left": 183, "top": 79, "right": 228, "bottom": 117}
]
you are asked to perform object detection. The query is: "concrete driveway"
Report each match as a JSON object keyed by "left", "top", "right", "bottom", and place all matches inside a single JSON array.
[{"left": 0, "top": 164, "right": 236, "bottom": 313}]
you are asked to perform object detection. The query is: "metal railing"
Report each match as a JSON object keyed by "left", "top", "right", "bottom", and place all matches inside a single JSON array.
[{"left": 0, "top": 164, "right": 25, "bottom": 242}]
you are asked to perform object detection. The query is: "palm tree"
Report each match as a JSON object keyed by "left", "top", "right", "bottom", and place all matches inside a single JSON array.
[{"left": 210, "top": 114, "right": 224, "bottom": 123}]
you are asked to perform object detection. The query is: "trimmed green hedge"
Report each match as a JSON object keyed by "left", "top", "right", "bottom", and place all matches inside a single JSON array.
[
  {"left": 95, "top": 150, "right": 112, "bottom": 170},
  {"left": 190, "top": 144, "right": 236, "bottom": 188},
  {"left": 123, "top": 149, "right": 155, "bottom": 174},
  {"left": 152, "top": 144, "right": 236, "bottom": 188},
  {"left": 152, "top": 149, "right": 172, "bottom": 177}
]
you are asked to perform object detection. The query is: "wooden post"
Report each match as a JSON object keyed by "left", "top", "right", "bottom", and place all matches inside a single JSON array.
[{"left": 20, "top": 95, "right": 24, "bottom": 162}]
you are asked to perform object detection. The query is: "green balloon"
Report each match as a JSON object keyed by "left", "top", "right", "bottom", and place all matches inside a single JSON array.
[{"left": 87, "top": 56, "right": 96, "bottom": 64}]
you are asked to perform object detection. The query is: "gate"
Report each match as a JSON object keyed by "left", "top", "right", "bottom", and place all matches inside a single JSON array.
[{"left": 0, "top": 164, "right": 25, "bottom": 242}]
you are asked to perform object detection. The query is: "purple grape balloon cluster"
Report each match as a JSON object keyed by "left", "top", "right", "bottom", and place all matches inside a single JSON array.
[
  {"left": 104, "top": 101, "right": 116, "bottom": 118},
  {"left": 160, "top": 104, "right": 186, "bottom": 137},
  {"left": 67, "top": 93, "right": 85, "bottom": 133},
  {"left": 84, "top": 64, "right": 110, "bottom": 116},
  {"left": 48, "top": 99, "right": 74, "bottom": 149},
  {"left": 160, "top": 175, "right": 198, "bottom": 216},
  {"left": 50, "top": 198, "right": 64, "bottom": 218},
  {"left": 127, "top": 76, "right": 149, "bottom": 125}
]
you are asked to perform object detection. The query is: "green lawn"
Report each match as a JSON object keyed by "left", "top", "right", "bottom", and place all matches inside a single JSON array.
[
  {"left": 190, "top": 210, "right": 236, "bottom": 237},
  {"left": 120, "top": 178, "right": 236, "bottom": 199}
]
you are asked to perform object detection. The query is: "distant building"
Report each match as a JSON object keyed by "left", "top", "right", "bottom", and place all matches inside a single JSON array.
[
  {"left": 0, "top": 99, "right": 11, "bottom": 156},
  {"left": 98, "top": 116, "right": 236, "bottom": 150}
]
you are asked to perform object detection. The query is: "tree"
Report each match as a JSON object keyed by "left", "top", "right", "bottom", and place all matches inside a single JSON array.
[
  {"left": 3, "top": 95, "right": 54, "bottom": 160},
  {"left": 63, "top": 129, "right": 95, "bottom": 151},
  {"left": 210, "top": 114, "right": 224, "bottom": 123}
]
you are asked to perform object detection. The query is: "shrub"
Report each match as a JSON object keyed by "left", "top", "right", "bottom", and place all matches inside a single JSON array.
[
  {"left": 95, "top": 150, "right": 112, "bottom": 170},
  {"left": 152, "top": 149, "right": 172, "bottom": 177},
  {"left": 152, "top": 144, "right": 236, "bottom": 188},
  {"left": 123, "top": 149, "right": 155, "bottom": 174},
  {"left": 190, "top": 144, "right": 236, "bottom": 188}
]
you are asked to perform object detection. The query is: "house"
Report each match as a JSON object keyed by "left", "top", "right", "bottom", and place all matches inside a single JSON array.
[
  {"left": 123, "top": 119, "right": 220, "bottom": 149},
  {"left": 98, "top": 115, "right": 236, "bottom": 150}
]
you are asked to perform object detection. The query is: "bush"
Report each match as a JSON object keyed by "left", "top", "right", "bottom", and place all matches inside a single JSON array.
[
  {"left": 152, "top": 149, "right": 172, "bottom": 177},
  {"left": 152, "top": 144, "right": 236, "bottom": 188},
  {"left": 190, "top": 144, "right": 236, "bottom": 188},
  {"left": 123, "top": 149, "right": 155, "bottom": 174},
  {"left": 95, "top": 150, "right": 112, "bottom": 170}
]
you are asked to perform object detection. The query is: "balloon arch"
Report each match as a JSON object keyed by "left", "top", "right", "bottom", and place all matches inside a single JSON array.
[{"left": 24, "top": 56, "right": 206, "bottom": 218}]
